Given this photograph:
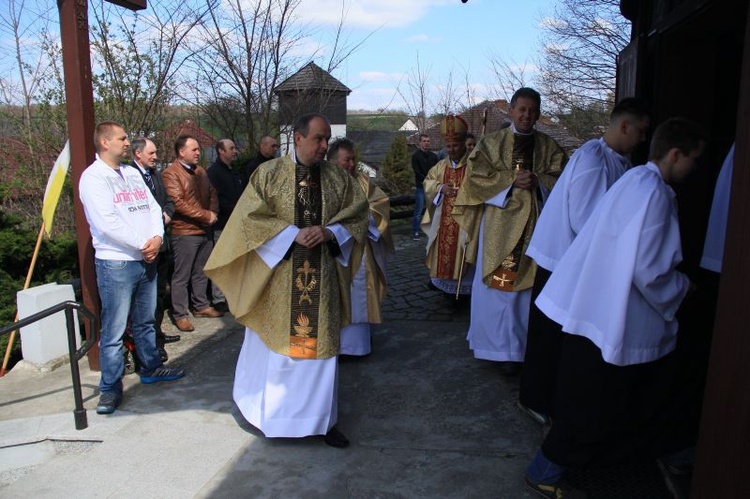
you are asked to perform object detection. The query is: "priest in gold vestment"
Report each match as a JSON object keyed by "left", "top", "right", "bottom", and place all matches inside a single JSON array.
[
  {"left": 421, "top": 115, "right": 475, "bottom": 296},
  {"left": 453, "top": 88, "right": 566, "bottom": 370},
  {"left": 328, "top": 138, "right": 393, "bottom": 356},
  {"left": 205, "top": 114, "right": 367, "bottom": 447}
]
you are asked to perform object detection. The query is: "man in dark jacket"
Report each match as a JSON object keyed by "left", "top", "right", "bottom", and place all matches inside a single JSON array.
[
  {"left": 411, "top": 134, "right": 438, "bottom": 240},
  {"left": 130, "top": 137, "right": 180, "bottom": 360},
  {"left": 207, "top": 139, "right": 241, "bottom": 310},
  {"left": 162, "top": 134, "right": 222, "bottom": 332},
  {"left": 242, "top": 135, "right": 278, "bottom": 187}
]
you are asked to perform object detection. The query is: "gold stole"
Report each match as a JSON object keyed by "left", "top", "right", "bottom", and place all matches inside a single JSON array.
[
  {"left": 489, "top": 134, "right": 535, "bottom": 292},
  {"left": 290, "top": 163, "right": 323, "bottom": 358}
]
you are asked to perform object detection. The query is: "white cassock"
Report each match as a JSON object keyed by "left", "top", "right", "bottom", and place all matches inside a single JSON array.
[
  {"left": 700, "top": 143, "right": 734, "bottom": 273},
  {"left": 466, "top": 183, "right": 550, "bottom": 362},
  {"left": 536, "top": 163, "right": 690, "bottom": 366},
  {"left": 526, "top": 137, "right": 630, "bottom": 272},
  {"left": 233, "top": 224, "right": 353, "bottom": 437},
  {"left": 340, "top": 215, "right": 389, "bottom": 356}
]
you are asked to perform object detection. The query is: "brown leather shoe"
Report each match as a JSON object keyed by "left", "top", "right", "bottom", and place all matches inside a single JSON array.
[
  {"left": 174, "top": 317, "right": 195, "bottom": 332},
  {"left": 193, "top": 307, "right": 224, "bottom": 318}
]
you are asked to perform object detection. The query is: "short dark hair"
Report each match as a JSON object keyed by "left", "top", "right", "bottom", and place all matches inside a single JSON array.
[
  {"left": 648, "top": 117, "right": 705, "bottom": 161},
  {"left": 293, "top": 113, "right": 330, "bottom": 137},
  {"left": 174, "top": 134, "right": 198, "bottom": 158},
  {"left": 610, "top": 97, "right": 650, "bottom": 123},
  {"left": 94, "top": 121, "right": 124, "bottom": 153},
  {"left": 130, "top": 137, "right": 148, "bottom": 155},
  {"left": 510, "top": 87, "right": 541, "bottom": 109},
  {"left": 215, "top": 138, "right": 231, "bottom": 154},
  {"left": 327, "top": 137, "right": 355, "bottom": 162},
  {"left": 466, "top": 133, "right": 476, "bottom": 140}
]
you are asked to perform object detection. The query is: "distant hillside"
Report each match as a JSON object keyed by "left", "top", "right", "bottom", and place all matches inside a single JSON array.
[{"left": 347, "top": 113, "right": 409, "bottom": 132}]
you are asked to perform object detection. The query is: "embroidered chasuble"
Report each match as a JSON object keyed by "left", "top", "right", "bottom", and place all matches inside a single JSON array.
[
  {"left": 349, "top": 173, "right": 393, "bottom": 322},
  {"left": 204, "top": 155, "right": 368, "bottom": 359},
  {"left": 453, "top": 127, "right": 566, "bottom": 292},
  {"left": 422, "top": 157, "right": 468, "bottom": 280}
]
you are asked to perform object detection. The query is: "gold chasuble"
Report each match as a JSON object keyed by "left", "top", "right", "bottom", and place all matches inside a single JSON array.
[
  {"left": 349, "top": 173, "right": 394, "bottom": 323},
  {"left": 422, "top": 155, "right": 468, "bottom": 280},
  {"left": 204, "top": 155, "right": 367, "bottom": 359},
  {"left": 453, "top": 127, "right": 566, "bottom": 292}
]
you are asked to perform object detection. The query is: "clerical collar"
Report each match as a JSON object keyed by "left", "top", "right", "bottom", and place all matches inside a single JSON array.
[
  {"left": 179, "top": 161, "right": 195, "bottom": 171},
  {"left": 510, "top": 123, "right": 535, "bottom": 136}
]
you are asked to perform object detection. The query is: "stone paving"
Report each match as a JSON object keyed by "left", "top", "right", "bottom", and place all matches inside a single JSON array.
[{"left": 0, "top": 219, "right": 677, "bottom": 498}]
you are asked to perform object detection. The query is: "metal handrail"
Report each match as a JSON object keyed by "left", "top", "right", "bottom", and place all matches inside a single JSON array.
[{"left": 0, "top": 301, "right": 98, "bottom": 430}]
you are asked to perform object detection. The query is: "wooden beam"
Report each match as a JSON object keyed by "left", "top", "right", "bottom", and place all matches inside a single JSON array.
[
  {"left": 58, "top": 0, "right": 100, "bottom": 370},
  {"left": 106, "top": 0, "right": 146, "bottom": 10},
  {"left": 692, "top": 3, "right": 750, "bottom": 496}
]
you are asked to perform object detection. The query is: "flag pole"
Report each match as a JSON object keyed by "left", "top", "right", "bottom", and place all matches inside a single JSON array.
[{"left": 0, "top": 222, "right": 46, "bottom": 376}]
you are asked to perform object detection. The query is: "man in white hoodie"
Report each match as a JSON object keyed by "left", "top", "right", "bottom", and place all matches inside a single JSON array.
[{"left": 80, "top": 121, "right": 185, "bottom": 415}]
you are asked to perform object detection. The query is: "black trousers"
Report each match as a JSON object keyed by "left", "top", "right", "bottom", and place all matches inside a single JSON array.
[
  {"left": 519, "top": 267, "right": 561, "bottom": 417},
  {"left": 541, "top": 334, "right": 694, "bottom": 468}
]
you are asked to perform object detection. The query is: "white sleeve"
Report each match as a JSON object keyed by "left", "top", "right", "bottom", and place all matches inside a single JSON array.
[
  {"left": 256, "top": 225, "right": 298, "bottom": 268},
  {"left": 485, "top": 185, "right": 512, "bottom": 208},
  {"left": 327, "top": 223, "right": 354, "bottom": 266}
]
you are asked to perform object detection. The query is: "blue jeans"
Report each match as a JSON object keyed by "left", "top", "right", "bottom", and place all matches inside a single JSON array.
[
  {"left": 95, "top": 258, "right": 162, "bottom": 394},
  {"left": 412, "top": 186, "right": 425, "bottom": 234}
]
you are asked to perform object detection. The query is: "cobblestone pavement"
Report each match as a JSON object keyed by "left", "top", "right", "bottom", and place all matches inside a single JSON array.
[{"left": 381, "top": 223, "right": 471, "bottom": 323}]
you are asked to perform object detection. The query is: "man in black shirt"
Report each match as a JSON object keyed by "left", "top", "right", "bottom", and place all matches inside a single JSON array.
[
  {"left": 207, "top": 139, "right": 241, "bottom": 311},
  {"left": 242, "top": 135, "right": 279, "bottom": 187},
  {"left": 411, "top": 134, "right": 438, "bottom": 240}
]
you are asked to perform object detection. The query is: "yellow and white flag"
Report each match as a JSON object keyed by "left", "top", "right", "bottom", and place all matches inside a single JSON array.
[{"left": 41, "top": 140, "right": 71, "bottom": 237}]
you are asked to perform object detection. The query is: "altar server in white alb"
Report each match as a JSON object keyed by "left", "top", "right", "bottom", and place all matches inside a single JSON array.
[
  {"left": 519, "top": 98, "right": 651, "bottom": 423},
  {"left": 523, "top": 118, "right": 705, "bottom": 497},
  {"left": 700, "top": 142, "right": 734, "bottom": 273}
]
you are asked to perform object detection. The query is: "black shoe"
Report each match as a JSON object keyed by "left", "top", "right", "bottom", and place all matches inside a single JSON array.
[
  {"left": 412, "top": 232, "right": 421, "bottom": 241},
  {"left": 497, "top": 361, "right": 522, "bottom": 376},
  {"left": 323, "top": 426, "right": 350, "bottom": 448},
  {"left": 96, "top": 392, "right": 122, "bottom": 415},
  {"left": 140, "top": 366, "right": 185, "bottom": 384},
  {"left": 158, "top": 346, "right": 169, "bottom": 363},
  {"left": 524, "top": 476, "right": 587, "bottom": 499},
  {"left": 517, "top": 401, "right": 551, "bottom": 426},
  {"left": 213, "top": 301, "right": 229, "bottom": 313},
  {"left": 162, "top": 334, "right": 181, "bottom": 344}
]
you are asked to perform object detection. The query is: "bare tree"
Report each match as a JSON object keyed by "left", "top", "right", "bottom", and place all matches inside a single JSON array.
[
  {"left": 0, "top": 0, "right": 72, "bottom": 232},
  {"left": 396, "top": 53, "right": 433, "bottom": 132},
  {"left": 487, "top": 52, "right": 533, "bottom": 103},
  {"left": 536, "top": 0, "right": 629, "bottom": 114},
  {"left": 193, "top": 0, "right": 306, "bottom": 149},
  {"left": 88, "top": 0, "right": 209, "bottom": 137}
]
